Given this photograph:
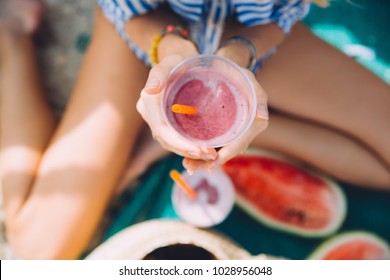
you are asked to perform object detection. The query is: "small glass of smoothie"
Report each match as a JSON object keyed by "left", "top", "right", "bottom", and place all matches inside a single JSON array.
[
  {"left": 161, "top": 54, "right": 256, "bottom": 148},
  {"left": 172, "top": 168, "right": 235, "bottom": 228}
]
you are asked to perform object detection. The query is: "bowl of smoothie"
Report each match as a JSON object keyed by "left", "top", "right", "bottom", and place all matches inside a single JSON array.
[{"left": 161, "top": 54, "right": 256, "bottom": 148}]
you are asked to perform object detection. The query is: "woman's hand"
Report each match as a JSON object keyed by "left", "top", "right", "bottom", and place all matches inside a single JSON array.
[
  {"left": 136, "top": 36, "right": 218, "bottom": 161},
  {"left": 137, "top": 35, "right": 269, "bottom": 174}
]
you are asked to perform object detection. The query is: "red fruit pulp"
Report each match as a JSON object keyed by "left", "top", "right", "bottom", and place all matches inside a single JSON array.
[{"left": 223, "top": 155, "right": 340, "bottom": 230}]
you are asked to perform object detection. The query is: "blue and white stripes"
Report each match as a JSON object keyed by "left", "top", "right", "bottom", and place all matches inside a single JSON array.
[
  {"left": 233, "top": 0, "right": 274, "bottom": 26},
  {"left": 168, "top": 0, "right": 204, "bottom": 23},
  {"left": 97, "top": 0, "right": 311, "bottom": 66},
  {"left": 272, "top": 0, "right": 310, "bottom": 33}
]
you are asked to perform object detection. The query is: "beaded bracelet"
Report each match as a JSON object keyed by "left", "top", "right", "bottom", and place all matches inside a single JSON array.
[
  {"left": 219, "top": 36, "right": 257, "bottom": 71},
  {"left": 149, "top": 25, "right": 192, "bottom": 67}
]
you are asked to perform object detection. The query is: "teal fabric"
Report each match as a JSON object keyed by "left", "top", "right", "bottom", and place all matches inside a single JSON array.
[{"left": 101, "top": 0, "right": 390, "bottom": 260}]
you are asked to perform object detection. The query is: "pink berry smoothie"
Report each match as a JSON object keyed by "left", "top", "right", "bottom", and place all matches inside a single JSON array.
[{"left": 163, "top": 61, "right": 254, "bottom": 147}]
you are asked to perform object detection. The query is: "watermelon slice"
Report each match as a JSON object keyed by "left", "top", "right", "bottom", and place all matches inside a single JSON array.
[
  {"left": 308, "top": 231, "right": 390, "bottom": 260},
  {"left": 222, "top": 148, "right": 346, "bottom": 237}
]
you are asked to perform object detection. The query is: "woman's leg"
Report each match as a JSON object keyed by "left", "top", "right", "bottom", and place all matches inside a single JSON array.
[
  {"left": 251, "top": 113, "right": 390, "bottom": 189},
  {"left": 255, "top": 23, "right": 390, "bottom": 188},
  {"left": 1, "top": 0, "right": 55, "bottom": 217},
  {"left": 1, "top": 7, "right": 149, "bottom": 259}
]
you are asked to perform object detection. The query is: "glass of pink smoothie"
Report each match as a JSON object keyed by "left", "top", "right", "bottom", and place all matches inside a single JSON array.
[{"left": 161, "top": 55, "right": 256, "bottom": 148}]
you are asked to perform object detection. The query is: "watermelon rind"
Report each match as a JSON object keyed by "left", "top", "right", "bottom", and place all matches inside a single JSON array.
[
  {"left": 231, "top": 148, "right": 347, "bottom": 238},
  {"left": 307, "top": 231, "right": 390, "bottom": 260}
]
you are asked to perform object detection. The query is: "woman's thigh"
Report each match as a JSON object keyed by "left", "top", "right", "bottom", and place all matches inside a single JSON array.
[
  {"left": 257, "top": 24, "right": 390, "bottom": 164},
  {"left": 251, "top": 113, "right": 390, "bottom": 189}
]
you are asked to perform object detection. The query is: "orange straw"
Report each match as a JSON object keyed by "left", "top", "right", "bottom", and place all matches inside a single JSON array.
[
  {"left": 171, "top": 104, "right": 198, "bottom": 115},
  {"left": 169, "top": 170, "right": 197, "bottom": 200}
]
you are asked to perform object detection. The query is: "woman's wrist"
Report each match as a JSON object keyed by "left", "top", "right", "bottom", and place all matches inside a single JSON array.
[
  {"left": 222, "top": 22, "right": 284, "bottom": 60},
  {"left": 216, "top": 41, "right": 251, "bottom": 69},
  {"left": 157, "top": 34, "right": 197, "bottom": 62}
]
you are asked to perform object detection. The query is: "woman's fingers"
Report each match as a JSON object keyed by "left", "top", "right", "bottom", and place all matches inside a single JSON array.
[
  {"left": 182, "top": 118, "right": 268, "bottom": 174},
  {"left": 217, "top": 120, "right": 268, "bottom": 165},
  {"left": 143, "top": 52, "right": 197, "bottom": 95},
  {"left": 155, "top": 126, "right": 217, "bottom": 160},
  {"left": 183, "top": 157, "right": 216, "bottom": 174},
  {"left": 137, "top": 89, "right": 217, "bottom": 159},
  {"left": 242, "top": 69, "right": 269, "bottom": 121}
]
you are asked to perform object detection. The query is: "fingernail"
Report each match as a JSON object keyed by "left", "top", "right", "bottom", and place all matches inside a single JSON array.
[
  {"left": 207, "top": 163, "right": 216, "bottom": 173},
  {"left": 256, "top": 104, "right": 269, "bottom": 120},
  {"left": 187, "top": 169, "right": 194, "bottom": 176},
  {"left": 201, "top": 154, "right": 216, "bottom": 161},
  {"left": 188, "top": 151, "right": 200, "bottom": 158},
  {"left": 145, "top": 78, "right": 160, "bottom": 90}
]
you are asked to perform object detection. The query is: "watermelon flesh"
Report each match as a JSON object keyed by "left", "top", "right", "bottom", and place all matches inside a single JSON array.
[
  {"left": 322, "top": 240, "right": 387, "bottom": 260},
  {"left": 222, "top": 149, "right": 346, "bottom": 237},
  {"left": 309, "top": 232, "right": 390, "bottom": 260}
]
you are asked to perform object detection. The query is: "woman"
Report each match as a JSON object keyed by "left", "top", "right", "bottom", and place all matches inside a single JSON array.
[{"left": 1, "top": 0, "right": 389, "bottom": 260}]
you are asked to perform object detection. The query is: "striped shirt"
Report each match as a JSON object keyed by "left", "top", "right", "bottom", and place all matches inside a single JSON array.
[{"left": 97, "top": 0, "right": 311, "bottom": 68}]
